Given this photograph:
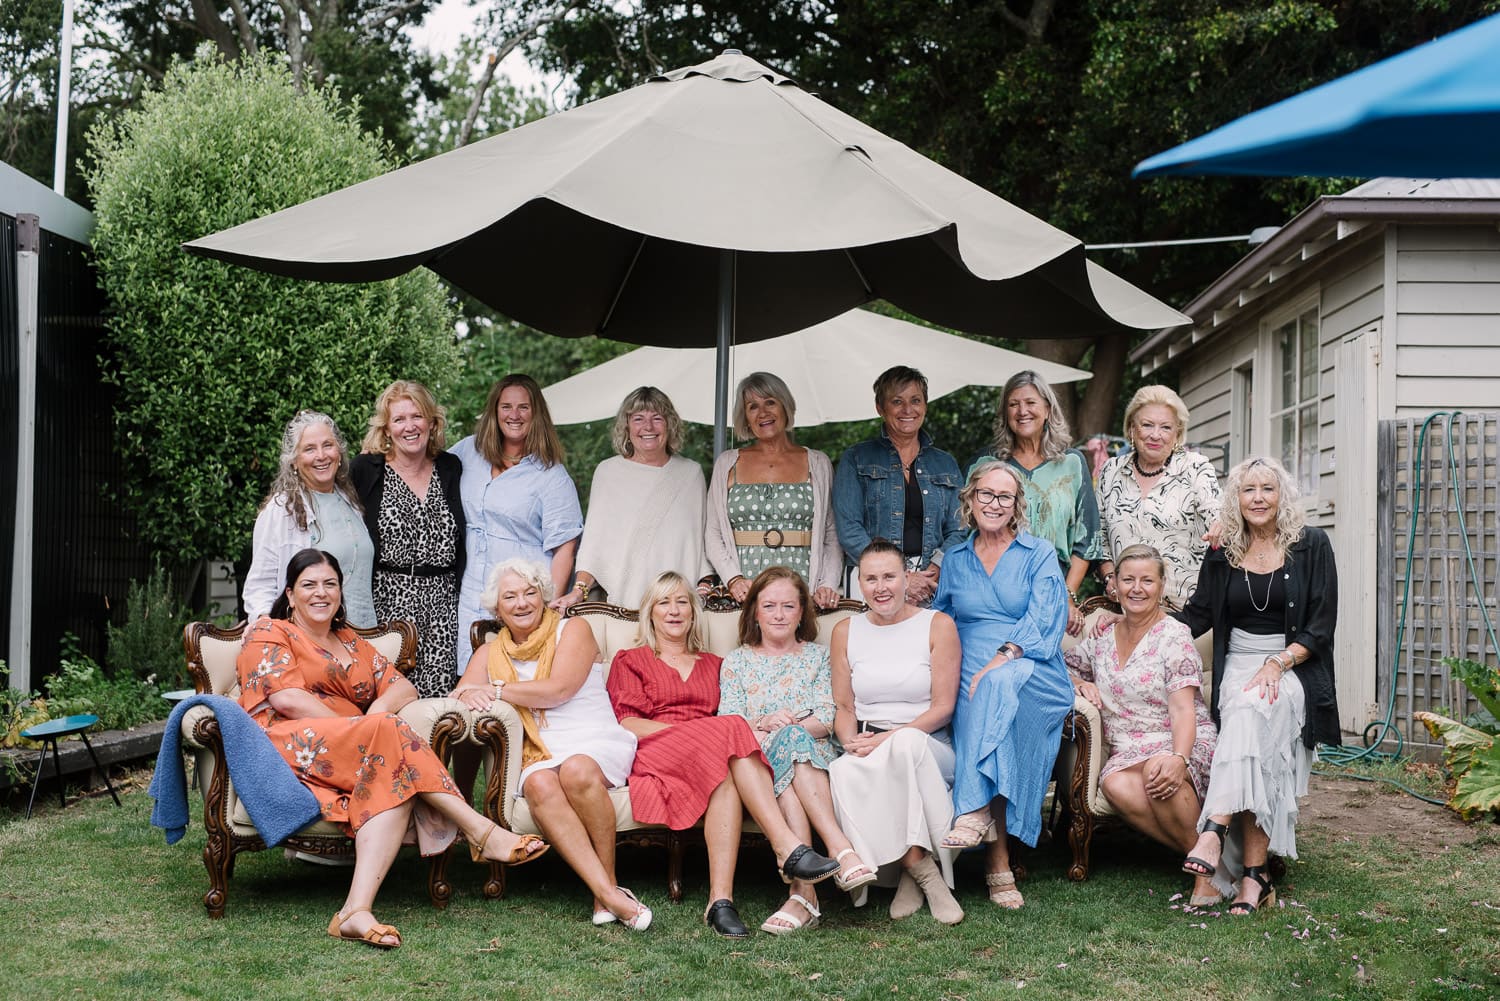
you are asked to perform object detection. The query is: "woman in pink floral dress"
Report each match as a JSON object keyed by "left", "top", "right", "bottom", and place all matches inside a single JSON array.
[{"left": 1064, "top": 543, "right": 1219, "bottom": 904}]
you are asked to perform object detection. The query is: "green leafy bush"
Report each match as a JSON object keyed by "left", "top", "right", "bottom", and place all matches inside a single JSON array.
[
  {"left": 1416, "top": 657, "right": 1500, "bottom": 821},
  {"left": 85, "top": 46, "right": 459, "bottom": 566},
  {"left": 44, "top": 651, "right": 167, "bottom": 732},
  {"left": 106, "top": 566, "right": 191, "bottom": 689}
]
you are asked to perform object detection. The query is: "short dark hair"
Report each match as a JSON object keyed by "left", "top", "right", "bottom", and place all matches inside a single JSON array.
[
  {"left": 737, "top": 567, "right": 819, "bottom": 646},
  {"left": 873, "top": 366, "right": 928, "bottom": 406},
  {"left": 271, "top": 548, "right": 348, "bottom": 629}
]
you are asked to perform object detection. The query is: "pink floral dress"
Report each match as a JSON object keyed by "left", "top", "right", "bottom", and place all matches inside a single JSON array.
[{"left": 1064, "top": 616, "right": 1217, "bottom": 795}]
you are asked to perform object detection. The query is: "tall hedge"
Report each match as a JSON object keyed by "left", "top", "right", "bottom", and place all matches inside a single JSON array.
[{"left": 86, "top": 47, "right": 459, "bottom": 565}]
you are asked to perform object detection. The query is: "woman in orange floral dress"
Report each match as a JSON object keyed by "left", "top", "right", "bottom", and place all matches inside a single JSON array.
[{"left": 238, "top": 547, "right": 546, "bottom": 950}]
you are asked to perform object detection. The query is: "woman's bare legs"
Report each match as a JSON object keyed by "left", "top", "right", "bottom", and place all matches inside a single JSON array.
[
  {"left": 1101, "top": 768, "right": 1216, "bottom": 899},
  {"left": 703, "top": 778, "right": 743, "bottom": 903},
  {"left": 524, "top": 760, "right": 639, "bottom": 921},
  {"left": 727, "top": 756, "right": 828, "bottom": 863},
  {"left": 418, "top": 790, "right": 537, "bottom": 861},
  {"left": 1233, "top": 816, "right": 1273, "bottom": 909},
  {"left": 335, "top": 801, "right": 414, "bottom": 945},
  {"left": 771, "top": 778, "right": 819, "bottom": 928},
  {"left": 984, "top": 795, "right": 1023, "bottom": 908}
]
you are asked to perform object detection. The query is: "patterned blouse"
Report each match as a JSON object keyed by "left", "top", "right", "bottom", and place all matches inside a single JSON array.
[{"left": 1097, "top": 450, "right": 1222, "bottom": 606}]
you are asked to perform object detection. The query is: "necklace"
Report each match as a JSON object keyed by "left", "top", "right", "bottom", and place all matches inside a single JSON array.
[
  {"left": 1131, "top": 451, "right": 1165, "bottom": 478},
  {"left": 1244, "top": 567, "right": 1274, "bottom": 613}
]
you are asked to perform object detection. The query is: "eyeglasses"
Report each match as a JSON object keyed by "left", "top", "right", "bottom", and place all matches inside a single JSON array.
[{"left": 974, "top": 489, "right": 1017, "bottom": 507}]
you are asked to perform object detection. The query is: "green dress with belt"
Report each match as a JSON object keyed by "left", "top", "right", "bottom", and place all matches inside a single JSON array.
[{"left": 727, "top": 479, "right": 815, "bottom": 584}]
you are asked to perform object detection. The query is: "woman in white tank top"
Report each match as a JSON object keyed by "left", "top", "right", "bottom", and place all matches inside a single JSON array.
[{"left": 828, "top": 539, "right": 965, "bottom": 924}]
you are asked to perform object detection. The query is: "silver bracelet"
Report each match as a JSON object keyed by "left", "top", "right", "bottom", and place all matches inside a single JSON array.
[{"left": 1266, "top": 653, "right": 1289, "bottom": 674}]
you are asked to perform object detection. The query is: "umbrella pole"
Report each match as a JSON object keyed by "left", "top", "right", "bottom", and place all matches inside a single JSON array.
[{"left": 713, "top": 249, "right": 735, "bottom": 457}]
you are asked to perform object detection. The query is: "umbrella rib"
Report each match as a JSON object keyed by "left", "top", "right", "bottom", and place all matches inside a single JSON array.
[
  {"left": 843, "top": 249, "right": 874, "bottom": 295},
  {"left": 599, "top": 233, "right": 649, "bottom": 334}
]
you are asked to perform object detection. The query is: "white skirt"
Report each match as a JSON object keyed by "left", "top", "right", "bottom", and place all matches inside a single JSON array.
[
  {"left": 516, "top": 663, "right": 637, "bottom": 793},
  {"left": 1199, "top": 628, "right": 1314, "bottom": 895},
  {"left": 829, "top": 727, "right": 959, "bottom": 906}
]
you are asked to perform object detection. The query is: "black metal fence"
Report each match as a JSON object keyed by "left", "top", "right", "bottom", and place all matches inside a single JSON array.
[
  {"left": 1376, "top": 412, "right": 1499, "bottom": 750},
  {"left": 2, "top": 210, "right": 154, "bottom": 685}
]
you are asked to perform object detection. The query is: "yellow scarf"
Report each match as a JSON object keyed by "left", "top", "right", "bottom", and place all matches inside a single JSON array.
[{"left": 486, "top": 607, "right": 561, "bottom": 770}]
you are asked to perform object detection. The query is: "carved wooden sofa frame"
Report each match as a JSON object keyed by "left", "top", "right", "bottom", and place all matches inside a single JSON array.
[{"left": 180, "top": 619, "right": 476, "bottom": 917}]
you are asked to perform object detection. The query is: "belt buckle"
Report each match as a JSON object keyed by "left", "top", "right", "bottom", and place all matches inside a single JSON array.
[{"left": 763, "top": 527, "right": 785, "bottom": 549}]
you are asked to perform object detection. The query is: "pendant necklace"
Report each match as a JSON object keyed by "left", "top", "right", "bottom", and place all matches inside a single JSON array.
[{"left": 1244, "top": 566, "right": 1274, "bottom": 613}]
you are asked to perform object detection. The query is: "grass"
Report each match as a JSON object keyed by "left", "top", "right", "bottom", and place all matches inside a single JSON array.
[{"left": 0, "top": 772, "right": 1496, "bottom": 1001}]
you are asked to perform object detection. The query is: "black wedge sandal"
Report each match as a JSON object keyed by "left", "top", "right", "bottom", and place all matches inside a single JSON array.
[
  {"left": 1181, "top": 820, "right": 1228, "bottom": 877},
  {"left": 1228, "top": 865, "right": 1277, "bottom": 916}
]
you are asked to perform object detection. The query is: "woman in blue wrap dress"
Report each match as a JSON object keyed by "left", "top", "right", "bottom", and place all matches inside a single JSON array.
[{"left": 933, "top": 459, "right": 1072, "bottom": 910}]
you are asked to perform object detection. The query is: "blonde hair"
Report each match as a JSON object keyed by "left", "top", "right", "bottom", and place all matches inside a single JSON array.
[
  {"left": 610, "top": 387, "right": 685, "bottom": 458},
  {"left": 362, "top": 380, "right": 448, "bottom": 458},
  {"left": 260, "top": 410, "right": 358, "bottom": 532},
  {"left": 634, "top": 571, "right": 707, "bottom": 653},
  {"left": 481, "top": 557, "right": 555, "bottom": 614},
  {"left": 732, "top": 372, "right": 797, "bottom": 440},
  {"left": 1115, "top": 543, "right": 1168, "bottom": 579},
  {"left": 474, "top": 374, "right": 565, "bottom": 468},
  {"left": 1122, "top": 385, "right": 1189, "bottom": 451},
  {"left": 958, "top": 459, "right": 1029, "bottom": 533},
  {"left": 991, "top": 370, "right": 1072, "bottom": 461},
  {"left": 1219, "top": 457, "right": 1306, "bottom": 567}
]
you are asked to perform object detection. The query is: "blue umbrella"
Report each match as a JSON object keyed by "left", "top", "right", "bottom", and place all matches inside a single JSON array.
[{"left": 1134, "top": 12, "right": 1500, "bottom": 179}]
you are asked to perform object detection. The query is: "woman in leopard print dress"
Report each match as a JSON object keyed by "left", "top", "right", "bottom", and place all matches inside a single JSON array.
[{"left": 351, "top": 381, "right": 467, "bottom": 697}]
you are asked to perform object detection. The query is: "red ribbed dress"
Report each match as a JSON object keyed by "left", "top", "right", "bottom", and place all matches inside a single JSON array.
[{"left": 606, "top": 645, "right": 768, "bottom": 830}]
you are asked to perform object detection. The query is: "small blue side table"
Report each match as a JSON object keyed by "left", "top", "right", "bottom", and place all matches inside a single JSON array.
[{"left": 19, "top": 714, "right": 123, "bottom": 819}]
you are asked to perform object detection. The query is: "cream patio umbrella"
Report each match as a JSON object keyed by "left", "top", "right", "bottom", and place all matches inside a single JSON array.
[
  {"left": 542, "top": 307, "right": 1091, "bottom": 428},
  {"left": 185, "top": 49, "right": 1186, "bottom": 452}
]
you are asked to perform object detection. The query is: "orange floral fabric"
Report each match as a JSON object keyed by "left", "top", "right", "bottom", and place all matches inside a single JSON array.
[{"left": 237, "top": 618, "right": 458, "bottom": 847}]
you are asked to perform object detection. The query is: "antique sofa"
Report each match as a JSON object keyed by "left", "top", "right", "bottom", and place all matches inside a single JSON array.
[
  {"left": 179, "top": 619, "right": 478, "bottom": 917},
  {"left": 467, "top": 601, "right": 862, "bottom": 901}
]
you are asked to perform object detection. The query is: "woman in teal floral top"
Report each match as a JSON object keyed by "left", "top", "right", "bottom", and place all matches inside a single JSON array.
[
  {"left": 973, "top": 371, "right": 1103, "bottom": 637},
  {"left": 719, "top": 567, "right": 875, "bottom": 933}
]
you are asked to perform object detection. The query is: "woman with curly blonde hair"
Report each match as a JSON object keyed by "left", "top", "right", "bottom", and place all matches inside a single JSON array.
[
  {"left": 975, "top": 371, "right": 1103, "bottom": 637},
  {"left": 351, "top": 380, "right": 467, "bottom": 697},
  {"left": 1174, "top": 457, "right": 1339, "bottom": 916}
]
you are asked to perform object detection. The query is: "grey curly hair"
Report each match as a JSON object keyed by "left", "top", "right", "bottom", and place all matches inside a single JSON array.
[
  {"left": 1219, "top": 457, "right": 1306, "bottom": 567},
  {"left": 259, "top": 410, "right": 359, "bottom": 532}
]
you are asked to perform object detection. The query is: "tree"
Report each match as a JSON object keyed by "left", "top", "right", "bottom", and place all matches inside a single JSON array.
[
  {"left": 516, "top": 0, "right": 1493, "bottom": 436},
  {"left": 85, "top": 47, "right": 459, "bottom": 567}
]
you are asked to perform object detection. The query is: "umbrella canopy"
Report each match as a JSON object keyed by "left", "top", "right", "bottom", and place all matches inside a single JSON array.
[
  {"left": 542, "top": 307, "right": 1091, "bottom": 427},
  {"left": 1134, "top": 13, "right": 1500, "bottom": 179},
  {"left": 187, "top": 50, "right": 1183, "bottom": 346}
]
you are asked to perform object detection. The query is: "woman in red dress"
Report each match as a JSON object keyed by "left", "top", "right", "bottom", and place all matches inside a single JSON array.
[
  {"left": 238, "top": 548, "right": 546, "bottom": 950},
  {"left": 607, "top": 571, "right": 839, "bottom": 938}
]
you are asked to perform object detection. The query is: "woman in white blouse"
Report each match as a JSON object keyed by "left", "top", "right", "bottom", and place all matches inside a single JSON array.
[{"left": 1096, "top": 386, "right": 1221, "bottom": 608}]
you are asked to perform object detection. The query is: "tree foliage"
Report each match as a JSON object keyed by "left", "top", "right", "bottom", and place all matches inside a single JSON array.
[
  {"left": 85, "top": 48, "right": 459, "bottom": 567},
  {"left": 516, "top": 0, "right": 1495, "bottom": 435}
]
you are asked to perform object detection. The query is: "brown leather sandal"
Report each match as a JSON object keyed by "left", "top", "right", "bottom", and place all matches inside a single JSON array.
[{"left": 327, "top": 909, "right": 401, "bottom": 949}]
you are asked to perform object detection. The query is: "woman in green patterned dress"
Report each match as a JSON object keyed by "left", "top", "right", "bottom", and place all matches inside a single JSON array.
[
  {"left": 972, "top": 371, "right": 1104, "bottom": 637},
  {"left": 705, "top": 372, "right": 844, "bottom": 609}
]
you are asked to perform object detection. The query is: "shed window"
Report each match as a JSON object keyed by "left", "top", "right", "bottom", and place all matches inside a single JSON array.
[{"left": 1269, "top": 307, "right": 1319, "bottom": 496}]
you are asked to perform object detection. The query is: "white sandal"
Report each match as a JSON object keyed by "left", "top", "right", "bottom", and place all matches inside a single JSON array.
[
  {"left": 760, "top": 893, "right": 821, "bottom": 935},
  {"left": 833, "top": 848, "right": 878, "bottom": 892}
]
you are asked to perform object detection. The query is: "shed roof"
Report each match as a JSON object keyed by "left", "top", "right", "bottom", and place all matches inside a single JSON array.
[{"left": 1129, "top": 177, "right": 1500, "bottom": 371}]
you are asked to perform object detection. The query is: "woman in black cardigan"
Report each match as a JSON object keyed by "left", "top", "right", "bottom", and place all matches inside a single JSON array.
[
  {"left": 1174, "top": 456, "right": 1339, "bottom": 916},
  {"left": 351, "top": 381, "right": 467, "bottom": 697}
]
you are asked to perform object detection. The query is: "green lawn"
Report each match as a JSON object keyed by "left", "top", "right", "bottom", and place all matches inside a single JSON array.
[{"left": 0, "top": 773, "right": 1495, "bottom": 1001}]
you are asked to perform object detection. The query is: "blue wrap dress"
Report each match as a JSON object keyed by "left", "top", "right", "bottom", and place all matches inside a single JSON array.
[{"left": 933, "top": 530, "right": 1073, "bottom": 846}]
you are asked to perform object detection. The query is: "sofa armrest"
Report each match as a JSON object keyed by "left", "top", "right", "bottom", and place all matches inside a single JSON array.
[
  {"left": 1061, "top": 696, "right": 1109, "bottom": 817},
  {"left": 469, "top": 702, "right": 526, "bottom": 829},
  {"left": 398, "top": 697, "right": 471, "bottom": 759}
]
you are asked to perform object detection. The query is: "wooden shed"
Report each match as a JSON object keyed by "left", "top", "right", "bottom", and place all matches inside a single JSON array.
[{"left": 1130, "top": 177, "right": 1500, "bottom": 750}]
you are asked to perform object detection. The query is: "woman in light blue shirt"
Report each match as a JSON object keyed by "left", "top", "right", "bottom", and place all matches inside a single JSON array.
[{"left": 450, "top": 375, "right": 582, "bottom": 668}]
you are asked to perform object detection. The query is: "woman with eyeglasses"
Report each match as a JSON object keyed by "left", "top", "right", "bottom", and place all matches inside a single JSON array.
[{"left": 932, "top": 459, "right": 1072, "bottom": 910}]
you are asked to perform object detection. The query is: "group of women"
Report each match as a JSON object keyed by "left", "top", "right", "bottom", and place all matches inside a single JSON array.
[{"left": 236, "top": 363, "right": 1339, "bottom": 947}]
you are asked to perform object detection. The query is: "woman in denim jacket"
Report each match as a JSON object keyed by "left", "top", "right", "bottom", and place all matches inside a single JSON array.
[{"left": 833, "top": 367, "right": 965, "bottom": 606}]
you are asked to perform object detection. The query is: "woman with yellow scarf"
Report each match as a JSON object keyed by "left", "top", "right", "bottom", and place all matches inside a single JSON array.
[{"left": 452, "top": 558, "right": 645, "bottom": 928}]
